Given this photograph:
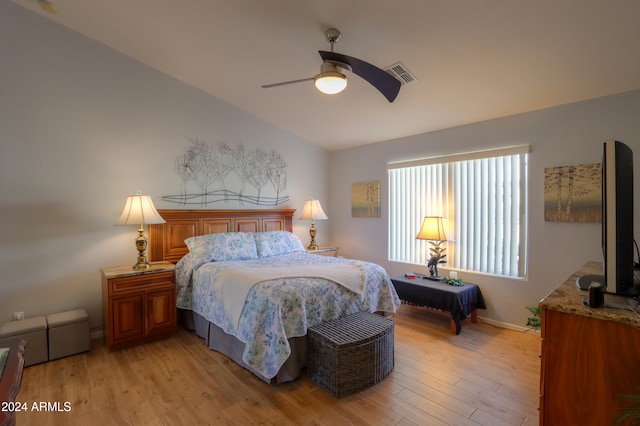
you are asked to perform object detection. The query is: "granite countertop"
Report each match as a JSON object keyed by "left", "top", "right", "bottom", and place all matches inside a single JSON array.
[
  {"left": 101, "top": 261, "right": 175, "bottom": 278},
  {"left": 539, "top": 261, "right": 640, "bottom": 328}
]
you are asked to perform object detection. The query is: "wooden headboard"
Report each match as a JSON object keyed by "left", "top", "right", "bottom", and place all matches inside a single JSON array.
[{"left": 148, "top": 209, "right": 296, "bottom": 263}]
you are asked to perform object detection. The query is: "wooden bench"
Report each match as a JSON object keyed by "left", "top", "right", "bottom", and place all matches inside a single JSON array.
[{"left": 390, "top": 274, "right": 486, "bottom": 334}]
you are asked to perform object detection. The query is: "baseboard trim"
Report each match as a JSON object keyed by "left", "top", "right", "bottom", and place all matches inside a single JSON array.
[
  {"left": 478, "top": 316, "right": 540, "bottom": 335},
  {"left": 90, "top": 329, "right": 104, "bottom": 340}
]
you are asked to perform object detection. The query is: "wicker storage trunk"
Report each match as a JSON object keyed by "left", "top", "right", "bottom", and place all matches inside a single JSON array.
[{"left": 307, "top": 311, "right": 394, "bottom": 397}]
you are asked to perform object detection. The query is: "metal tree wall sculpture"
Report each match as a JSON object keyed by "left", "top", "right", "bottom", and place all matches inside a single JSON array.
[{"left": 163, "top": 139, "right": 289, "bottom": 206}]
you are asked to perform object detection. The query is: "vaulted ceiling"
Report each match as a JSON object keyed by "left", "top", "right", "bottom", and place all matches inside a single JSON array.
[{"left": 12, "top": 0, "right": 640, "bottom": 150}]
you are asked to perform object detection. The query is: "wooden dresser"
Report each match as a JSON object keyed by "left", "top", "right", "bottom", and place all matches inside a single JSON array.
[
  {"left": 0, "top": 338, "right": 25, "bottom": 426},
  {"left": 101, "top": 262, "right": 176, "bottom": 351},
  {"left": 539, "top": 261, "right": 640, "bottom": 425}
]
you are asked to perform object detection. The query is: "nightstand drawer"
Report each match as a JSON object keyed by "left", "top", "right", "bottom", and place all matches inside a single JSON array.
[{"left": 109, "top": 271, "right": 175, "bottom": 294}]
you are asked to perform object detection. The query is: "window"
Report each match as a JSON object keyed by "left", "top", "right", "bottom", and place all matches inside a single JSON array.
[{"left": 388, "top": 145, "right": 529, "bottom": 278}]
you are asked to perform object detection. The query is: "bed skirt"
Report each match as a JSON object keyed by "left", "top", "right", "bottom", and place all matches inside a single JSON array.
[{"left": 181, "top": 309, "right": 307, "bottom": 383}]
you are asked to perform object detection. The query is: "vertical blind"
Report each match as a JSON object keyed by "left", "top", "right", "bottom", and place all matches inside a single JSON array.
[{"left": 388, "top": 146, "right": 528, "bottom": 278}]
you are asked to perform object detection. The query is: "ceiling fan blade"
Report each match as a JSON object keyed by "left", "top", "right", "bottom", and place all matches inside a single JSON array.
[
  {"left": 262, "top": 77, "right": 313, "bottom": 89},
  {"left": 319, "top": 51, "right": 401, "bottom": 102}
]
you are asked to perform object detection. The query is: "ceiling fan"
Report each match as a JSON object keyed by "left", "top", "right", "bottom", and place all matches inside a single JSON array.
[{"left": 262, "top": 28, "right": 401, "bottom": 103}]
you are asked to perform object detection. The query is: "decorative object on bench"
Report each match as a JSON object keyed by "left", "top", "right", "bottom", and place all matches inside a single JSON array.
[
  {"left": 416, "top": 216, "right": 450, "bottom": 280},
  {"left": 443, "top": 276, "right": 463, "bottom": 286},
  {"left": 0, "top": 316, "right": 48, "bottom": 366},
  {"left": 307, "top": 311, "right": 394, "bottom": 398},
  {"left": 47, "top": 309, "right": 90, "bottom": 360}
]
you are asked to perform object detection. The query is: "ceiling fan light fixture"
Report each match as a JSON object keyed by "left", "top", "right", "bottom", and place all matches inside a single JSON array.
[
  {"left": 314, "top": 62, "right": 347, "bottom": 95},
  {"left": 314, "top": 73, "right": 347, "bottom": 95},
  {"left": 262, "top": 27, "right": 400, "bottom": 102}
]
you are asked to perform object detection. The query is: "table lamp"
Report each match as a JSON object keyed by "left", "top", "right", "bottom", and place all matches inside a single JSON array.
[
  {"left": 116, "top": 192, "right": 165, "bottom": 269},
  {"left": 299, "top": 199, "right": 328, "bottom": 250},
  {"left": 416, "top": 216, "right": 449, "bottom": 280}
]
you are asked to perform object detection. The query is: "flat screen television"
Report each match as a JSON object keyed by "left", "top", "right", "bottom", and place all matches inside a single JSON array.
[{"left": 602, "top": 139, "right": 637, "bottom": 296}]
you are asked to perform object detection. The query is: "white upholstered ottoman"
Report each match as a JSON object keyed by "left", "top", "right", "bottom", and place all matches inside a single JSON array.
[
  {"left": 0, "top": 316, "right": 48, "bottom": 366},
  {"left": 47, "top": 309, "right": 90, "bottom": 360}
]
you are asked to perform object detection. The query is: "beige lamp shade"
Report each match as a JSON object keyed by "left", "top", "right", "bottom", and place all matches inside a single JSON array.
[
  {"left": 298, "top": 199, "right": 328, "bottom": 221},
  {"left": 416, "top": 216, "right": 448, "bottom": 241},
  {"left": 116, "top": 194, "right": 165, "bottom": 226}
]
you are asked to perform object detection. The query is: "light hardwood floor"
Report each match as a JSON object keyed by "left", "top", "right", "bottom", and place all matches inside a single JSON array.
[{"left": 15, "top": 305, "right": 540, "bottom": 425}]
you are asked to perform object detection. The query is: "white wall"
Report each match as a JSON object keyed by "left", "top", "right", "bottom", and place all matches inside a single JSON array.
[
  {"left": 329, "top": 89, "right": 640, "bottom": 329},
  {"left": 0, "top": 2, "right": 329, "bottom": 330},
  {"left": 3, "top": 2, "right": 639, "bottom": 334}
]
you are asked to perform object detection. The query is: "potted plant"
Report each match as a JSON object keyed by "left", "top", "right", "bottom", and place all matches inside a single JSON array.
[{"left": 526, "top": 306, "right": 541, "bottom": 330}]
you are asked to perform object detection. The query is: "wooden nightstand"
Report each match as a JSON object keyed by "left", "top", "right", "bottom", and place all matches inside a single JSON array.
[
  {"left": 306, "top": 246, "right": 339, "bottom": 257},
  {"left": 101, "top": 261, "right": 176, "bottom": 351}
]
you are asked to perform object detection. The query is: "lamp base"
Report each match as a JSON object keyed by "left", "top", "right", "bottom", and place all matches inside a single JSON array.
[
  {"left": 423, "top": 276, "right": 443, "bottom": 282},
  {"left": 132, "top": 256, "right": 151, "bottom": 269},
  {"left": 132, "top": 227, "right": 151, "bottom": 269},
  {"left": 307, "top": 220, "right": 319, "bottom": 251}
]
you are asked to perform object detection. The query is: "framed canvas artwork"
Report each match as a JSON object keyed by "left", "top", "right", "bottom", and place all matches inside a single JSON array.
[
  {"left": 544, "top": 163, "right": 601, "bottom": 222},
  {"left": 352, "top": 181, "right": 381, "bottom": 217}
]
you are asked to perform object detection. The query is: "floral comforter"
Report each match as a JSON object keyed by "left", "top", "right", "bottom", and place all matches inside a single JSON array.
[{"left": 176, "top": 252, "right": 400, "bottom": 381}]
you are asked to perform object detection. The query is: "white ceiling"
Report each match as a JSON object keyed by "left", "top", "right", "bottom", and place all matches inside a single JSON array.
[{"left": 12, "top": 0, "right": 640, "bottom": 151}]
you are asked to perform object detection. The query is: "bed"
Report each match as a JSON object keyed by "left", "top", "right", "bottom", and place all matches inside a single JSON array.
[{"left": 148, "top": 209, "right": 400, "bottom": 383}]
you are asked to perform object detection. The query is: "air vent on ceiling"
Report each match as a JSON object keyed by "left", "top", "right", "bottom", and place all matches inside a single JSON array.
[{"left": 385, "top": 62, "right": 417, "bottom": 86}]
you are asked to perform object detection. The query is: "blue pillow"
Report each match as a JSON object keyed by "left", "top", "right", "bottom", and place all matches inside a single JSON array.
[
  {"left": 184, "top": 232, "right": 258, "bottom": 264},
  {"left": 253, "top": 231, "right": 305, "bottom": 258}
]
